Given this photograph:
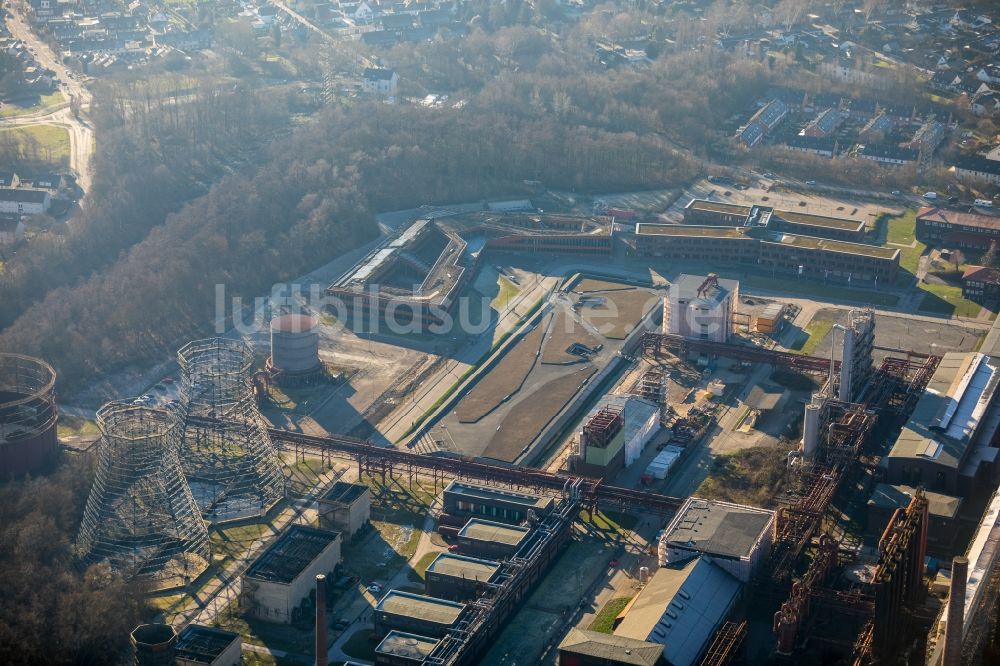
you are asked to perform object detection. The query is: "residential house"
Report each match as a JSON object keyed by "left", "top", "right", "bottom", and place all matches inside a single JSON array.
[
  {"left": 801, "top": 108, "right": 844, "bottom": 138},
  {"left": 361, "top": 67, "right": 397, "bottom": 96},
  {"left": 962, "top": 265, "right": 1000, "bottom": 301},
  {"left": 859, "top": 112, "right": 893, "bottom": 142},
  {"left": 971, "top": 89, "right": 1000, "bottom": 117},
  {"left": 954, "top": 155, "right": 1000, "bottom": 185},
  {"left": 736, "top": 98, "right": 788, "bottom": 148},
  {"left": 904, "top": 119, "right": 945, "bottom": 154},
  {"left": 859, "top": 144, "right": 919, "bottom": 166},
  {"left": 0, "top": 188, "right": 50, "bottom": 216},
  {"left": 784, "top": 135, "right": 837, "bottom": 157},
  {"left": 976, "top": 65, "right": 1000, "bottom": 86}
]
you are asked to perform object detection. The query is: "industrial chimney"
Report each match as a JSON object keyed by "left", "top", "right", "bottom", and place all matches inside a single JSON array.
[
  {"left": 943, "top": 556, "right": 968, "bottom": 666},
  {"left": 316, "top": 574, "right": 328, "bottom": 666}
]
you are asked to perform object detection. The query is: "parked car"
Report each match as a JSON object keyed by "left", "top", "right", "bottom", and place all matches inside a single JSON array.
[{"left": 367, "top": 583, "right": 383, "bottom": 594}]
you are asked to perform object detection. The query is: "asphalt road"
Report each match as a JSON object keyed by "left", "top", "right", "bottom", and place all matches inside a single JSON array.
[{"left": 5, "top": 5, "right": 95, "bottom": 196}]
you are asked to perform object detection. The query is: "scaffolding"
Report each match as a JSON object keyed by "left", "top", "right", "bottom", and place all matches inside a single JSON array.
[
  {"left": 177, "top": 338, "right": 285, "bottom": 523},
  {"left": 76, "top": 402, "right": 210, "bottom": 587},
  {"left": 582, "top": 405, "right": 623, "bottom": 449},
  {"left": 638, "top": 367, "right": 666, "bottom": 404}
]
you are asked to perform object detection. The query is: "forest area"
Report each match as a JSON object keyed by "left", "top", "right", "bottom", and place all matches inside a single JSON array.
[
  {"left": 0, "top": 453, "right": 147, "bottom": 663},
  {"left": 0, "top": 0, "right": 952, "bottom": 395}
]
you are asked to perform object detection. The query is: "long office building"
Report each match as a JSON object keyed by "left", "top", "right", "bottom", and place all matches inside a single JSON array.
[
  {"left": 683, "top": 199, "right": 868, "bottom": 242},
  {"left": 623, "top": 224, "right": 899, "bottom": 284}
]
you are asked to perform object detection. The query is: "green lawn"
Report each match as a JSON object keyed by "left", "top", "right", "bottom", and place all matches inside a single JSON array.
[
  {"left": 492, "top": 275, "right": 521, "bottom": 309},
  {"left": 57, "top": 414, "right": 100, "bottom": 439},
  {"left": 918, "top": 283, "right": 983, "bottom": 318},
  {"left": 883, "top": 210, "right": 927, "bottom": 277},
  {"left": 744, "top": 274, "right": 898, "bottom": 307},
  {"left": 589, "top": 596, "right": 632, "bottom": 634},
  {"left": 0, "top": 91, "right": 65, "bottom": 118},
  {"left": 796, "top": 318, "right": 834, "bottom": 356},
  {"left": 578, "top": 509, "right": 638, "bottom": 536},
  {"left": 0, "top": 124, "right": 71, "bottom": 168},
  {"left": 407, "top": 551, "right": 441, "bottom": 583}
]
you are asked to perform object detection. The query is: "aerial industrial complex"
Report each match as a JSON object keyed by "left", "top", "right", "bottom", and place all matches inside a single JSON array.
[{"left": 17, "top": 193, "right": 1000, "bottom": 666}]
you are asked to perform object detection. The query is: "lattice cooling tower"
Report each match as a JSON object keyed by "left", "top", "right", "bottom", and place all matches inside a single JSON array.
[
  {"left": 76, "top": 403, "right": 210, "bottom": 584},
  {"left": 177, "top": 338, "right": 285, "bottom": 522}
]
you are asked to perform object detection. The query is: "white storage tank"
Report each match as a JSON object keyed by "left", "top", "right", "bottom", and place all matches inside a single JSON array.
[{"left": 269, "top": 314, "right": 321, "bottom": 377}]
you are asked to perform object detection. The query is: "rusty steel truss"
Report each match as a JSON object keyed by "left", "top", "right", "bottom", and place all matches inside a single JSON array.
[{"left": 641, "top": 332, "right": 841, "bottom": 374}]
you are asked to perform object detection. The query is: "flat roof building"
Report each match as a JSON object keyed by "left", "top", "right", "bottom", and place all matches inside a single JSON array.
[
  {"left": 375, "top": 630, "right": 440, "bottom": 665},
  {"left": 625, "top": 224, "right": 898, "bottom": 285},
  {"left": 659, "top": 498, "right": 774, "bottom": 582},
  {"left": 885, "top": 352, "right": 1000, "bottom": 495},
  {"left": 242, "top": 525, "right": 341, "bottom": 623},
  {"left": 682, "top": 198, "right": 866, "bottom": 242},
  {"left": 175, "top": 625, "right": 242, "bottom": 666},
  {"left": 614, "top": 557, "right": 741, "bottom": 665},
  {"left": 457, "top": 518, "right": 532, "bottom": 559},
  {"left": 374, "top": 590, "right": 465, "bottom": 638},
  {"left": 442, "top": 480, "right": 553, "bottom": 524},
  {"left": 319, "top": 481, "right": 371, "bottom": 539},
  {"left": 424, "top": 552, "right": 500, "bottom": 600}
]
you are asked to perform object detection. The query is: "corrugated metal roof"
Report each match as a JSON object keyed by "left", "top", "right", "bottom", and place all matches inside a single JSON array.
[{"left": 889, "top": 353, "right": 1000, "bottom": 471}]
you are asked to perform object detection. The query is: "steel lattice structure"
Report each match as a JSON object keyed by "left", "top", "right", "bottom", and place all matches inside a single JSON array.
[
  {"left": 177, "top": 338, "right": 285, "bottom": 523},
  {"left": 76, "top": 402, "right": 210, "bottom": 585}
]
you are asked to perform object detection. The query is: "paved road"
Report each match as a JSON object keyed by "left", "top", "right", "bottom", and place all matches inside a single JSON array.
[{"left": 5, "top": 5, "right": 95, "bottom": 196}]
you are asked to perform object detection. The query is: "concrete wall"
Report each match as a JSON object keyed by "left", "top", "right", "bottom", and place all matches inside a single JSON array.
[
  {"left": 320, "top": 491, "right": 371, "bottom": 538},
  {"left": 245, "top": 535, "right": 341, "bottom": 623}
]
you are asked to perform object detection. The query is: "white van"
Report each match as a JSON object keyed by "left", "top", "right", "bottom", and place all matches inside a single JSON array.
[
  {"left": 924, "top": 191, "right": 938, "bottom": 200},
  {"left": 974, "top": 199, "right": 993, "bottom": 208}
]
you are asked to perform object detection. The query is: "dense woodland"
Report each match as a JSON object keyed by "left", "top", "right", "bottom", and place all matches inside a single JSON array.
[
  {"left": 0, "top": 1, "right": 964, "bottom": 394},
  {"left": 0, "top": 454, "right": 146, "bottom": 664}
]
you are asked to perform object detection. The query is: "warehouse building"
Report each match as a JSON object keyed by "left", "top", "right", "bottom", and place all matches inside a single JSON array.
[
  {"left": 375, "top": 630, "right": 440, "bottom": 665},
  {"left": 457, "top": 518, "right": 531, "bottom": 559},
  {"left": 885, "top": 352, "right": 1000, "bottom": 495},
  {"left": 319, "top": 481, "right": 371, "bottom": 538},
  {"left": 374, "top": 590, "right": 465, "bottom": 638},
  {"left": 175, "top": 625, "right": 242, "bottom": 666},
  {"left": 557, "top": 628, "right": 665, "bottom": 666},
  {"left": 424, "top": 552, "right": 500, "bottom": 600},
  {"left": 442, "top": 480, "right": 553, "bottom": 525},
  {"left": 614, "top": 557, "right": 741, "bottom": 665},
  {"left": 625, "top": 224, "right": 899, "bottom": 285},
  {"left": 658, "top": 498, "right": 774, "bottom": 582},
  {"left": 664, "top": 273, "right": 739, "bottom": 343},
  {"left": 242, "top": 525, "right": 341, "bottom": 623}
]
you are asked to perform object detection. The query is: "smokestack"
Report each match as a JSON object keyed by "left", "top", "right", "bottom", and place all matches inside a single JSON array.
[
  {"left": 315, "top": 574, "right": 328, "bottom": 666},
  {"left": 943, "top": 556, "right": 968, "bottom": 666}
]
